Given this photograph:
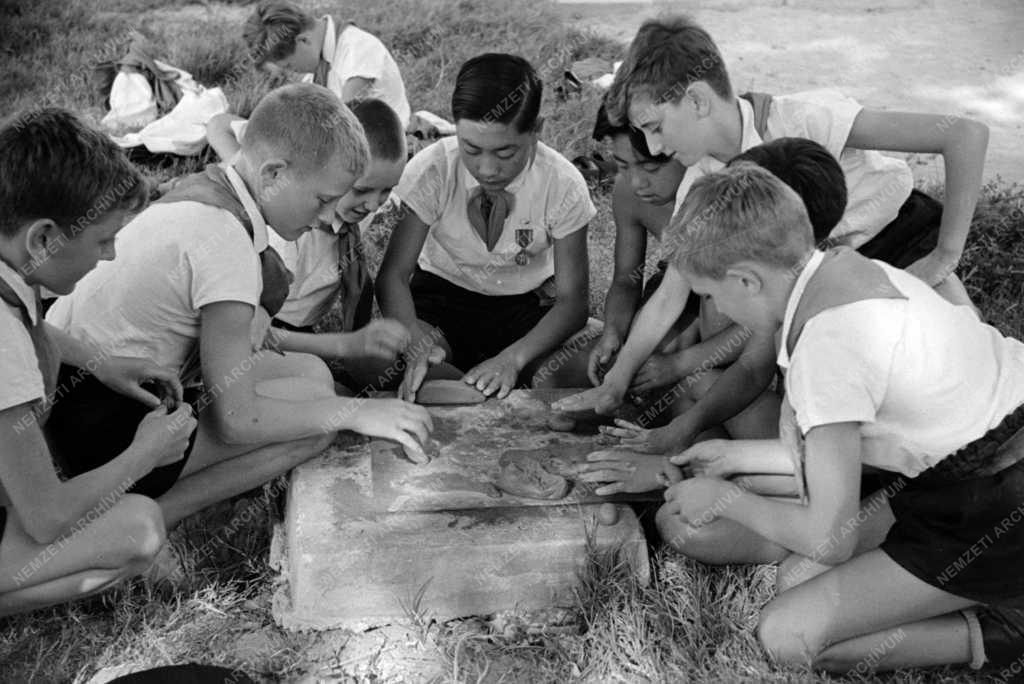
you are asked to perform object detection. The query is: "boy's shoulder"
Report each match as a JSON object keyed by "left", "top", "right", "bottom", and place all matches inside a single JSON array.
[
  {"left": 338, "top": 23, "right": 386, "bottom": 50},
  {"left": 532, "top": 141, "right": 589, "bottom": 189},
  {"left": 0, "top": 261, "right": 46, "bottom": 414}
]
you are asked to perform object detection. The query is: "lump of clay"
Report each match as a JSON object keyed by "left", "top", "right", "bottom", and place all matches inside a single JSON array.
[
  {"left": 402, "top": 437, "right": 442, "bottom": 465},
  {"left": 546, "top": 413, "right": 576, "bottom": 432},
  {"left": 597, "top": 503, "right": 620, "bottom": 526},
  {"left": 416, "top": 379, "right": 488, "bottom": 406},
  {"left": 495, "top": 452, "right": 571, "bottom": 500}
]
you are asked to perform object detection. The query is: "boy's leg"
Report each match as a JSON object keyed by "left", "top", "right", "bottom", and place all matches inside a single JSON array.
[
  {"left": 0, "top": 495, "right": 165, "bottom": 616},
  {"left": 655, "top": 508, "right": 790, "bottom": 564},
  {"left": 757, "top": 548, "right": 976, "bottom": 671}
]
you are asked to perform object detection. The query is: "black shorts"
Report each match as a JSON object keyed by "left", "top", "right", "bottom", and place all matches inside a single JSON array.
[
  {"left": 410, "top": 268, "right": 551, "bottom": 373},
  {"left": 856, "top": 189, "right": 943, "bottom": 269},
  {"left": 880, "top": 404, "right": 1024, "bottom": 607},
  {"left": 47, "top": 365, "right": 199, "bottom": 499},
  {"left": 977, "top": 605, "right": 1024, "bottom": 667}
]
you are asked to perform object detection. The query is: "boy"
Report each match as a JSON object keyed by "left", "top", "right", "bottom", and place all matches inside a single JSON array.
[
  {"left": 47, "top": 84, "right": 433, "bottom": 530},
  {"left": 665, "top": 164, "right": 1024, "bottom": 673},
  {"left": 211, "top": 99, "right": 409, "bottom": 385},
  {"left": 0, "top": 109, "right": 196, "bottom": 615},
  {"left": 242, "top": 0, "right": 410, "bottom": 126},
  {"left": 559, "top": 14, "right": 987, "bottom": 416}
]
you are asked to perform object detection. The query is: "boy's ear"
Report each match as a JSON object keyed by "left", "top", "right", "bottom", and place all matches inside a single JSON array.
[
  {"left": 725, "top": 263, "right": 764, "bottom": 294},
  {"left": 257, "top": 158, "right": 289, "bottom": 191},
  {"left": 686, "top": 82, "right": 715, "bottom": 118},
  {"left": 24, "top": 219, "right": 65, "bottom": 258}
]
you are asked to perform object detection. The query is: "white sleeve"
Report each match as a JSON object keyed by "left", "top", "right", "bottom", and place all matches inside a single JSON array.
[
  {"left": 785, "top": 301, "right": 901, "bottom": 433},
  {"left": 0, "top": 306, "right": 45, "bottom": 412},
  {"left": 393, "top": 141, "right": 450, "bottom": 226},
  {"left": 335, "top": 29, "right": 389, "bottom": 83},
  {"left": 187, "top": 213, "right": 262, "bottom": 310},
  {"left": 769, "top": 89, "right": 864, "bottom": 160},
  {"left": 547, "top": 168, "right": 597, "bottom": 240}
]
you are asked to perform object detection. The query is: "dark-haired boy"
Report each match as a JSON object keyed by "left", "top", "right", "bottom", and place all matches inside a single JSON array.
[
  {"left": 47, "top": 85, "right": 432, "bottom": 529},
  {"left": 241, "top": 0, "right": 409, "bottom": 125},
  {"left": 0, "top": 108, "right": 196, "bottom": 615}
]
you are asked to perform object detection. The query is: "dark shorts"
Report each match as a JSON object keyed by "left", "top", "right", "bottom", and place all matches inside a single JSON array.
[
  {"left": 46, "top": 365, "right": 199, "bottom": 499},
  {"left": 270, "top": 319, "right": 315, "bottom": 334},
  {"left": 856, "top": 189, "right": 943, "bottom": 269},
  {"left": 880, "top": 404, "right": 1024, "bottom": 607},
  {"left": 978, "top": 605, "right": 1024, "bottom": 667},
  {"left": 411, "top": 268, "right": 551, "bottom": 373}
]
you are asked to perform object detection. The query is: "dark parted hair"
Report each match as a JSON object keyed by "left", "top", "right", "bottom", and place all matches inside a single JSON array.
[
  {"left": 606, "top": 14, "right": 732, "bottom": 125},
  {"left": 451, "top": 54, "right": 543, "bottom": 133},
  {"left": 0, "top": 108, "right": 149, "bottom": 238},
  {"left": 730, "top": 137, "right": 847, "bottom": 243},
  {"left": 349, "top": 99, "right": 406, "bottom": 162},
  {"left": 592, "top": 98, "right": 672, "bottom": 163},
  {"left": 242, "top": 0, "right": 317, "bottom": 66}
]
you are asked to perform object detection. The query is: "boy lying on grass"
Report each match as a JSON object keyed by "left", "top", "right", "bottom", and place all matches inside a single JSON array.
[
  {"left": 560, "top": 14, "right": 988, "bottom": 419},
  {"left": 46, "top": 84, "right": 432, "bottom": 531},
  {"left": 0, "top": 109, "right": 194, "bottom": 616},
  {"left": 665, "top": 164, "right": 1024, "bottom": 674}
]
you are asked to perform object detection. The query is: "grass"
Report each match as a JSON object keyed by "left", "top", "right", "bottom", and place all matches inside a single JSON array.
[{"left": 1, "top": 0, "right": 1023, "bottom": 681}]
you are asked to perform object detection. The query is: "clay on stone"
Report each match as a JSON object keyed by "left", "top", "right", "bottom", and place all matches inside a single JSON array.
[
  {"left": 417, "top": 379, "right": 488, "bottom": 406},
  {"left": 546, "top": 413, "right": 576, "bottom": 432},
  {"left": 494, "top": 452, "right": 571, "bottom": 500},
  {"left": 597, "top": 503, "right": 620, "bottom": 526}
]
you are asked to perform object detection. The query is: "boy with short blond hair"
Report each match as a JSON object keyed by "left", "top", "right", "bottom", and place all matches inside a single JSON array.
[
  {"left": 0, "top": 108, "right": 195, "bottom": 615},
  {"left": 47, "top": 84, "right": 432, "bottom": 529},
  {"left": 663, "top": 163, "right": 1024, "bottom": 673}
]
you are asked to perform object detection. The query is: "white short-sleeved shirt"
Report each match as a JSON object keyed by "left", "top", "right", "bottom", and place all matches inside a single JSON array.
[
  {"left": 779, "top": 250, "right": 1024, "bottom": 478},
  {"left": 300, "top": 16, "right": 411, "bottom": 126},
  {"left": 269, "top": 221, "right": 348, "bottom": 328},
  {"left": 0, "top": 259, "right": 45, "bottom": 413},
  {"left": 673, "top": 89, "right": 914, "bottom": 248},
  {"left": 394, "top": 137, "right": 596, "bottom": 296},
  {"left": 47, "top": 167, "right": 266, "bottom": 372}
]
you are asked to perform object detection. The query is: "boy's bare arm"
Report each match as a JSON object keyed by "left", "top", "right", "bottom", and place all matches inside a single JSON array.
[
  {"left": 341, "top": 77, "right": 374, "bottom": 104},
  {"left": 0, "top": 405, "right": 191, "bottom": 544},
  {"left": 199, "top": 301, "right": 430, "bottom": 454},
  {"left": 205, "top": 113, "right": 245, "bottom": 163},
  {"left": 846, "top": 110, "right": 989, "bottom": 285},
  {"left": 602, "top": 180, "right": 650, "bottom": 341},
  {"left": 667, "top": 422, "right": 863, "bottom": 562},
  {"left": 270, "top": 320, "right": 410, "bottom": 363}
]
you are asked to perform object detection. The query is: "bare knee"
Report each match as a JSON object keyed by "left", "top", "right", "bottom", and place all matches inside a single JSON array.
[
  {"left": 775, "top": 554, "right": 823, "bottom": 593},
  {"left": 291, "top": 352, "right": 334, "bottom": 389},
  {"left": 757, "top": 598, "right": 822, "bottom": 666},
  {"left": 107, "top": 495, "right": 166, "bottom": 567},
  {"left": 656, "top": 505, "right": 725, "bottom": 562}
]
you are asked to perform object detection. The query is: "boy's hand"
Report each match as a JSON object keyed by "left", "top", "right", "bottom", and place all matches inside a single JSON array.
[
  {"left": 463, "top": 352, "right": 522, "bottom": 399},
  {"left": 670, "top": 439, "right": 737, "bottom": 478},
  {"left": 552, "top": 382, "right": 626, "bottom": 415},
  {"left": 132, "top": 404, "right": 197, "bottom": 467},
  {"left": 662, "top": 477, "right": 738, "bottom": 528},
  {"left": 587, "top": 331, "right": 622, "bottom": 386},
  {"left": 906, "top": 248, "right": 959, "bottom": 288},
  {"left": 578, "top": 449, "right": 683, "bottom": 496},
  {"left": 398, "top": 344, "right": 446, "bottom": 402},
  {"left": 343, "top": 319, "right": 412, "bottom": 362},
  {"left": 347, "top": 398, "right": 434, "bottom": 460},
  {"left": 631, "top": 352, "right": 689, "bottom": 393},
  {"left": 94, "top": 356, "right": 184, "bottom": 410},
  {"left": 599, "top": 417, "right": 696, "bottom": 454}
]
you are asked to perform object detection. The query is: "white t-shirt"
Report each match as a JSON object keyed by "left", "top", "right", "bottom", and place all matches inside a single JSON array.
[
  {"left": 0, "top": 259, "right": 45, "bottom": 413},
  {"left": 269, "top": 223, "right": 345, "bottom": 328},
  {"left": 779, "top": 250, "right": 1024, "bottom": 478},
  {"left": 395, "top": 137, "right": 596, "bottom": 296},
  {"left": 301, "top": 16, "right": 411, "bottom": 126},
  {"left": 673, "top": 89, "right": 914, "bottom": 248},
  {"left": 47, "top": 171, "right": 265, "bottom": 372}
]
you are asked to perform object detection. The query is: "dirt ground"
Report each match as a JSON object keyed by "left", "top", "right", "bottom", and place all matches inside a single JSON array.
[{"left": 556, "top": 0, "right": 1024, "bottom": 183}]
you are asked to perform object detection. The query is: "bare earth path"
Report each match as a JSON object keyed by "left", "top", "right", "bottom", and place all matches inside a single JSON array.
[{"left": 556, "top": 0, "right": 1024, "bottom": 183}]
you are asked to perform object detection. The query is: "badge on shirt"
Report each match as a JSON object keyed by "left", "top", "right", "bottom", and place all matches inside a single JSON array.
[{"left": 514, "top": 223, "right": 534, "bottom": 266}]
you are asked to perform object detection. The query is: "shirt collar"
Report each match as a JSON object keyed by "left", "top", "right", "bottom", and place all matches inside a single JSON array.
[
  {"left": 0, "top": 256, "right": 39, "bottom": 324},
  {"left": 223, "top": 163, "right": 273, "bottom": 252},
  {"left": 321, "top": 15, "right": 337, "bottom": 65},
  {"left": 737, "top": 96, "right": 763, "bottom": 151},
  {"left": 777, "top": 249, "right": 825, "bottom": 370}
]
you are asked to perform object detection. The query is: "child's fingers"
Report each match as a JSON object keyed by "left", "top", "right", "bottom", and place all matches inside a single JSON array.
[
  {"left": 577, "top": 468, "right": 630, "bottom": 483},
  {"left": 595, "top": 482, "right": 626, "bottom": 496},
  {"left": 598, "top": 425, "right": 637, "bottom": 439},
  {"left": 496, "top": 375, "right": 514, "bottom": 400},
  {"left": 586, "top": 449, "right": 631, "bottom": 462},
  {"left": 614, "top": 418, "right": 643, "bottom": 431}
]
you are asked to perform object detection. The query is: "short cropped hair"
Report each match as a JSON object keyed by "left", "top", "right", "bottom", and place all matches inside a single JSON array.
[
  {"left": 592, "top": 99, "right": 672, "bottom": 163},
  {"left": 730, "top": 138, "right": 847, "bottom": 243},
  {"left": 242, "top": 0, "right": 316, "bottom": 66},
  {"left": 667, "top": 163, "right": 813, "bottom": 279},
  {"left": 451, "top": 54, "right": 542, "bottom": 133},
  {"left": 244, "top": 83, "right": 369, "bottom": 177},
  {"left": 349, "top": 99, "right": 406, "bottom": 162},
  {"left": 606, "top": 15, "right": 732, "bottom": 125},
  {"left": 0, "top": 108, "right": 149, "bottom": 238}
]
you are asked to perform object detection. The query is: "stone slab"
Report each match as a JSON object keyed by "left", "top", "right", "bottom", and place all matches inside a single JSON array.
[{"left": 272, "top": 503, "right": 649, "bottom": 631}]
